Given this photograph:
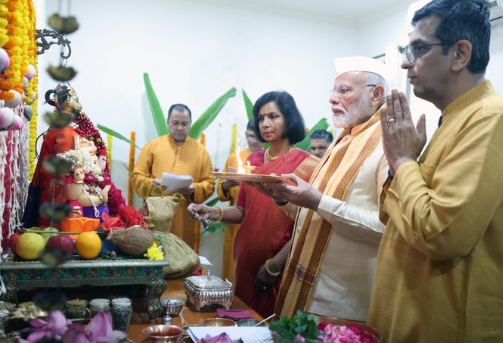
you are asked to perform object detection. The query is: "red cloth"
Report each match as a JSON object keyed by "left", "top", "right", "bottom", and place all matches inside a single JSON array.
[
  {"left": 30, "top": 127, "right": 79, "bottom": 227},
  {"left": 216, "top": 309, "right": 253, "bottom": 320},
  {"left": 234, "top": 150, "right": 316, "bottom": 317}
]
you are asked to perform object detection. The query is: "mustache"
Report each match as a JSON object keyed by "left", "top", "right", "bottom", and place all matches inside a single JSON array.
[{"left": 331, "top": 106, "right": 346, "bottom": 113}]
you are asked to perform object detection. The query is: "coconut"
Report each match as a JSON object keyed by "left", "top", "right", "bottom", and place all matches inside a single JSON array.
[{"left": 111, "top": 225, "right": 153, "bottom": 257}]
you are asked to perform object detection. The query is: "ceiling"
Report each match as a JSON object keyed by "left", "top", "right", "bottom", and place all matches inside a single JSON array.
[{"left": 208, "top": 0, "right": 417, "bottom": 23}]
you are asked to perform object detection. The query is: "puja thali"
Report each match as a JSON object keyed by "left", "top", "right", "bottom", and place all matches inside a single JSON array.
[{"left": 212, "top": 172, "right": 285, "bottom": 183}]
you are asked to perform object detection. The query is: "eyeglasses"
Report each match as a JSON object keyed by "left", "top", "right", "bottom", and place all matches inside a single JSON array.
[
  {"left": 404, "top": 42, "right": 454, "bottom": 64},
  {"left": 330, "top": 84, "right": 376, "bottom": 99}
]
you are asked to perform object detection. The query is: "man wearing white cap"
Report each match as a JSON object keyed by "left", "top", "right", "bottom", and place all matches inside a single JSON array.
[{"left": 254, "top": 56, "right": 390, "bottom": 321}]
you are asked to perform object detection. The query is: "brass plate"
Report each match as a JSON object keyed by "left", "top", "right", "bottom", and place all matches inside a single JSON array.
[{"left": 212, "top": 172, "right": 285, "bottom": 183}]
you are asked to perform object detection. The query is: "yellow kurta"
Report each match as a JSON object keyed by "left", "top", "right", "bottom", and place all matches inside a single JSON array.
[
  {"left": 368, "top": 81, "right": 503, "bottom": 342},
  {"left": 132, "top": 135, "right": 215, "bottom": 248},
  {"left": 216, "top": 149, "right": 251, "bottom": 284}
]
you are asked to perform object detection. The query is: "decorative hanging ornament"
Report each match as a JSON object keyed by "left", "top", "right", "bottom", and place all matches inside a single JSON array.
[
  {"left": 4, "top": 90, "right": 22, "bottom": 108},
  {"left": 24, "top": 104, "right": 33, "bottom": 121},
  {"left": 24, "top": 64, "right": 36, "bottom": 81},
  {"left": 0, "top": 107, "right": 15, "bottom": 130},
  {"left": 0, "top": 48, "right": 10, "bottom": 73},
  {"left": 10, "top": 115, "right": 25, "bottom": 131},
  {"left": 22, "top": 77, "right": 29, "bottom": 90},
  {"left": 48, "top": 13, "right": 79, "bottom": 34}
]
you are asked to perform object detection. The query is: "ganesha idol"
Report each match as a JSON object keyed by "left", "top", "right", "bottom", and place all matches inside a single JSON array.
[
  {"left": 57, "top": 136, "right": 111, "bottom": 236},
  {"left": 24, "top": 84, "right": 127, "bottom": 231}
]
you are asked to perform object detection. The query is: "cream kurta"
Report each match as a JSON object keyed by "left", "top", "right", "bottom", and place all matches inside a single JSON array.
[
  {"left": 216, "top": 149, "right": 251, "bottom": 284},
  {"left": 368, "top": 81, "right": 503, "bottom": 342},
  {"left": 283, "top": 122, "right": 388, "bottom": 321},
  {"left": 132, "top": 135, "right": 214, "bottom": 248}
]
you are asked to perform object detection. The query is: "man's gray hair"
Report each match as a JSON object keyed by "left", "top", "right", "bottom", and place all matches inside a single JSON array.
[{"left": 365, "top": 72, "right": 389, "bottom": 104}]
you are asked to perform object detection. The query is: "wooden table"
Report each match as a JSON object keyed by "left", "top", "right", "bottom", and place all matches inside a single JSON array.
[
  {"left": 0, "top": 257, "right": 168, "bottom": 321},
  {"left": 127, "top": 278, "right": 262, "bottom": 342}
]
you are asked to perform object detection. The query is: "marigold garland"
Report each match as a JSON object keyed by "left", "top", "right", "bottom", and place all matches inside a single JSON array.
[
  {"left": 230, "top": 123, "right": 237, "bottom": 154},
  {"left": 127, "top": 131, "right": 135, "bottom": 206},
  {"left": 27, "top": 0, "right": 38, "bottom": 178},
  {"left": 107, "top": 133, "right": 112, "bottom": 171},
  {"left": 0, "top": 0, "right": 38, "bottom": 245},
  {"left": 200, "top": 133, "right": 205, "bottom": 146},
  {"left": 0, "top": 0, "right": 27, "bottom": 100}
]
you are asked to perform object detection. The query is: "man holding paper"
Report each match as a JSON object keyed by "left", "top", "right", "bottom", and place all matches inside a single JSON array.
[{"left": 133, "top": 104, "right": 215, "bottom": 248}]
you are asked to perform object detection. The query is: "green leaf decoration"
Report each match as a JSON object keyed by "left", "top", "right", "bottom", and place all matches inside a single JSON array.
[
  {"left": 189, "top": 87, "right": 237, "bottom": 139},
  {"left": 201, "top": 222, "right": 226, "bottom": 234},
  {"left": 205, "top": 197, "right": 219, "bottom": 206},
  {"left": 295, "top": 118, "right": 329, "bottom": 151},
  {"left": 269, "top": 310, "right": 320, "bottom": 341},
  {"left": 242, "top": 89, "right": 254, "bottom": 121},
  {"left": 144, "top": 73, "right": 169, "bottom": 137},
  {"left": 97, "top": 124, "right": 142, "bottom": 149},
  {"left": 124, "top": 165, "right": 132, "bottom": 175}
]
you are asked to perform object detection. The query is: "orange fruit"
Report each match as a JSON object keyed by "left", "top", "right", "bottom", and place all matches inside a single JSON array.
[{"left": 75, "top": 232, "right": 102, "bottom": 259}]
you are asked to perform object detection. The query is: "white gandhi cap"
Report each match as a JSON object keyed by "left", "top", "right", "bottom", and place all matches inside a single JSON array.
[{"left": 334, "top": 56, "right": 391, "bottom": 86}]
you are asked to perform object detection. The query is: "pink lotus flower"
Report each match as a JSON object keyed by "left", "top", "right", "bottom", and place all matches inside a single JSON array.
[
  {"left": 63, "top": 312, "right": 126, "bottom": 343},
  {"left": 16, "top": 310, "right": 71, "bottom": 343},
  {"left": 15, "top": 310, "right": 126, "bottom": 343}
]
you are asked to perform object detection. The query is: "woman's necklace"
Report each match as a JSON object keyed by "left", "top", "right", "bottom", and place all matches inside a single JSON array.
[{"left": 265, "top": 146, "right": 295, "bottom": 161}]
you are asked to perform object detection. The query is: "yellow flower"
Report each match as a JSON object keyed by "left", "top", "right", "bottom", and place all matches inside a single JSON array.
[{"left": 144, "top": 244, "right": 164, "bottom": 261}]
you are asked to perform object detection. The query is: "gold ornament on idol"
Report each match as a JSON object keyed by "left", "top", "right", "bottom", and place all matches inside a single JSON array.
[{"left": 265, "top": 146, "right": 295, "bottom": 161}]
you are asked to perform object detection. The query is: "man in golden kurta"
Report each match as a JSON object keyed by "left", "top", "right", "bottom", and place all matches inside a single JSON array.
[
  {"left": 133, "top": 104, "right": 215, "bottom": 248},
  {"left": 217, "top": 119, "right": 265, "bottom": 284},
  {"left": 368, "top": 1, "right": 503, "bottom": 342}
]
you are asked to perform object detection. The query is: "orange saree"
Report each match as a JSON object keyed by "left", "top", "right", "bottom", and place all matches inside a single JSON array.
[{"left": 234, "top": 149, "right": 319, "bottom": 317}]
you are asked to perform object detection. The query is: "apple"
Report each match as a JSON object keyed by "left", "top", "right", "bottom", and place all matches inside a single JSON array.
[
  {"left": 46, "top": 235, "right": 75, "bottom": 257},
  {"left": 8, "top": 232, "right": 22, "bottom": 254},
  {"left": 41, "top": 227, "right": 59, "bottom": 243}
]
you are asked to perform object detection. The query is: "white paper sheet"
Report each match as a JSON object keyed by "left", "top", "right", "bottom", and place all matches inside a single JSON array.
[
  {"left": 161, "top": 172, "right": 193, "bottom": 193},
  {"left": 188, "top": 326, "right": 272, "bottom": 343}
]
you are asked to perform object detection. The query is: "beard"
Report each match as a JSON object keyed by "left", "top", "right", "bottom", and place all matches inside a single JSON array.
[{"left": 332, "top": 93, "right": 373, "bottom": 129}]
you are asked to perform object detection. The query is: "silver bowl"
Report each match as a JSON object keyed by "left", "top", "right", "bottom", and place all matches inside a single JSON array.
[{"left": 161, "top": 299, "right": 184, "bottom": 316}]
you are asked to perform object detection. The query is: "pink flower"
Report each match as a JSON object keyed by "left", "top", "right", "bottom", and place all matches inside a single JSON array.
[
  {"left": 69, "top": 311, "right": 126, "bottom": 343},
  {"left": 295, "top": 334, "right": 306, "bottom": 342},
  {"left": 15, "top": 311, "right": 126, "bottom": 343},
  {"left": 16, "top": 310, "right": 72, "bottom": 342},
  {"left": 318, "top": 324, "right": 378, "bottom": 343}
]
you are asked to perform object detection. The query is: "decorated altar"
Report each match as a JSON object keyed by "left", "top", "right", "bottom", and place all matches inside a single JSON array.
[{"left": 0, "top": 258, "right": 168, "bottom": 321}]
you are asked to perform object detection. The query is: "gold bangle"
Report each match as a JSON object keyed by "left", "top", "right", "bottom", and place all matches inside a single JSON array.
[
  {"left": 265, "top": 258, "right": 281, "bottom": 277},
  {"left": 214, "top": 205, "right": 224, "bottom": 222}
]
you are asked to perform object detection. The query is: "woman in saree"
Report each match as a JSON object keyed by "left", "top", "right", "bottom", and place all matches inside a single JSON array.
[{"left": 188, "top": 91, "right": 319, "bottom": 317}]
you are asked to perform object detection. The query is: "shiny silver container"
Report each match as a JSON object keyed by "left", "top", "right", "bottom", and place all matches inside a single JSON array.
[{"left": 184, "top": 274, "right": 233, "bottom": 311}]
